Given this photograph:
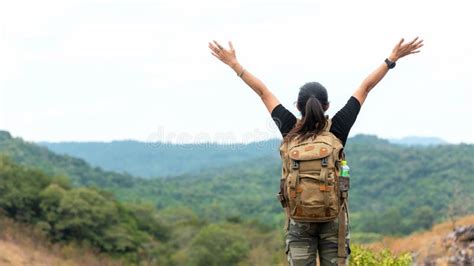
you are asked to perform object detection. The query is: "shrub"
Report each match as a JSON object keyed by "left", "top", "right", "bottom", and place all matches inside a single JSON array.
[
  {"left": 350, "top": 244, "right": 412, "bottom": 266},
  {"left": 189, "top": 224, "right": 250, "bottom": 266}
]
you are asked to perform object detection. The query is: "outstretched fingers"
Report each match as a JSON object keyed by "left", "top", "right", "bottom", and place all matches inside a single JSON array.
[
  {"left": 409, "top": 39, "right": 424, "bottom": 53},
  {"left": 414, "top": 39, "right": 424, "bottom": 48},
  {"left": 408, "top": 36, "right": 419, "bottom": 45},
  {"left": 208, "top": 42, "right": 221, "bottom": 55},
  {"left": 208, "top": 42, "right": 217, "bottom": 51},
  {"left": 397, "top": 38, "right": 405, "bottom": 48},
  {"left": 213, "top": 40, "right": 224, "bottom": 50},
  {"left": 410, "top": 46, "right": 424, "bottom": 54},
  {"left": 208, "top": 40, "right": 237, "bottom": 66},
  {"left": 391, "top": 36, "right": 424, "bottom": 59}
]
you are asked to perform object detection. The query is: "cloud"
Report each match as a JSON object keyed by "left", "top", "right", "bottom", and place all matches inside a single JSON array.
[{"left": 0, "top": 0, "right": 472, "bottom": 142}]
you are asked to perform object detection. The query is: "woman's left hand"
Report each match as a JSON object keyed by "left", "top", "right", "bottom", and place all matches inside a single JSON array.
[
  {"left": 389, "top": 37, "right": 424, "bottom": 62},
  {"left": 208, "top": 40, "right": 238, "bottom": 67}
]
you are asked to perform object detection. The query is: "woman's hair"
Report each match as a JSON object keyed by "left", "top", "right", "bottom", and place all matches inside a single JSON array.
[{"left": 284, "top": 82, "right": 329, "bottom": 143}]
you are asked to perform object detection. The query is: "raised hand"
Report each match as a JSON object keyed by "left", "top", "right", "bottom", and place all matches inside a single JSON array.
[
  {"left": 353, "top": 36, "right": 425, "bottom": 106},
  {"left": 207, "top": 39, "right": 280, "bottom": 113},
  {"left": 208, "top": 40, "right": 238, "bottom": 67},
  {"left": 389, "top": 37, "right": 424, "bottom": 61}
]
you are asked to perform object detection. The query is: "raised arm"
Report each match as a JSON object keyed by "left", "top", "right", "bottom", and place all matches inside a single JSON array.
[
  {"left": 353, "top": 37, "right": 424, "bottom": 106},
  {"left": 208, "top": 40, "right": 280, "bottom": 113}
]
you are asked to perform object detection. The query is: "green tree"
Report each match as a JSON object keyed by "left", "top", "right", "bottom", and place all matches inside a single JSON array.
[
  {"left": 189, "top": 224, "right": 250, "bottom": 266},
  {"left": 0, "top": 156, "right": 51, "bottom": 223},
  {"left": 124, "top": 203, "right": 170, "bottom": 241},
  {"left": 39, "top": 183, "right": 67, "bottom": 239},
  {"left": 51, "top": 188, "right": 119, "bottom": 248},
  {"left": 411, "top": 206, "right": 435, "bottom": 231}
]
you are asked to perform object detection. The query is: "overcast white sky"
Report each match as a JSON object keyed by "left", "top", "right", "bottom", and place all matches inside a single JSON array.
[{"left": 0, "top": 0, "right": 472, "bottom": 144}]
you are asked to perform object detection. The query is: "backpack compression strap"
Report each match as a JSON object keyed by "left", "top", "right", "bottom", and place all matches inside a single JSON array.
[{"left": 337, "top": 194, "right": 349, "bottom": 265}]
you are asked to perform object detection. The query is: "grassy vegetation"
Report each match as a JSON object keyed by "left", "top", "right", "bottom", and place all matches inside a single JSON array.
[
  {"left": 0, "top": 216, "right": 122, "bottom": 266},
  {"left": 1, "top": 130, "right": 473, "bottom": 265},
  {"left": 365, "top": 214, "right": 474, "bottom": 264}
]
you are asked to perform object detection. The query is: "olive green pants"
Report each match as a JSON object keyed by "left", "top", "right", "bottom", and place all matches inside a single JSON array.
[{"left": 285, "top": 218, "right": 350, "bottom": 266}]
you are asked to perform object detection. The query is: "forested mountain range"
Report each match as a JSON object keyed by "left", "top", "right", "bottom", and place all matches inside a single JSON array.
[
  {"left": 40, "top": 135, "right": 449, "bottom": 178},
  {"left": 0, "top": 131, "right": 135, "bottom": 188},
  {"left": 388, "top": 136, "right": 447, "bottom": 146},
  {"left": 109, "top": 134, "right": 474, "bottom": 235},
  {"left": 40, "top": 139, "right": 281, "bottom": 178},
  {"left": 1, "top": 130, "right": 472, "bottom": 264},
  {"left": 1, "top": 130, "right": 473, "bottom": 237}
]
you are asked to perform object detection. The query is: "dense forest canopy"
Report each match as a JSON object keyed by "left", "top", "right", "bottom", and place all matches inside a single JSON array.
[
  {"left": 1, "top": 130, "right": 473, "bottom": 264},
  {"left": 40, "top": 135, "right": 448, "bottom": 178},
  {"left": 2, "top": 130, "right": 473, "bottom": 237},
  {"left": 0, "top": 156, "right": 283, "bottom": 265},
  {"left": 41, "top": 138, "right": 281, "bottom": 178}
]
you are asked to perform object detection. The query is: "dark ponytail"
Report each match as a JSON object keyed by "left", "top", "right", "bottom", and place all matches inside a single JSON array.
[{"left": 284, "top": 82, "right": 328, "bottom": 143}]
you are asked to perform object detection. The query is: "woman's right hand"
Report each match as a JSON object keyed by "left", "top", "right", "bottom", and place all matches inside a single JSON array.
[
  {"left": 208, "top": 40, "right": 238, "bottom": 67},
  {"left": 389, "top": 37, "right": 424, "bottom": 62},
  {"left": 207, "top": 40, "right": 280, "bottom": 113}
]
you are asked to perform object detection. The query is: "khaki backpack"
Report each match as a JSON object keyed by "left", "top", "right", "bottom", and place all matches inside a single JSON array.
[{"left": 277, "top": 119, "right": 350, "bottom": 262}]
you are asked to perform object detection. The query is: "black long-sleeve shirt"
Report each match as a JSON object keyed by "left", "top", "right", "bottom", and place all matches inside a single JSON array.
[{"left": 271, "top": 96, "right": 361, "bottom": 146}]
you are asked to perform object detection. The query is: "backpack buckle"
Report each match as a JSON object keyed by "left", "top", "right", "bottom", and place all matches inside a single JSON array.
[
  {"left": 291, "top": 160, "right": 299, "bottom": 169},
  {"left": 321, "top": 157, "right": 328, "bottom": 167}
]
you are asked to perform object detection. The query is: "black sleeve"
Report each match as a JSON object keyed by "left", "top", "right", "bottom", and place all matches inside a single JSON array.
[
  {"left": 271, "top": 104, "right": 297, "bottom": 137},
  {"left": 330, "top": 96, "right": 361, "bottom": 146}
]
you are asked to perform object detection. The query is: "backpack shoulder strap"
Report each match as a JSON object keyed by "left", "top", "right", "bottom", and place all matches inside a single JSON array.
[{"left": 323, "top": 116, "right": 332, "bottom": 132}]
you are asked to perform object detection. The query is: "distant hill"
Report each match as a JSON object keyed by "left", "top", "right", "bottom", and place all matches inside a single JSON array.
[
  {"left": 388, "top": 136, "right": 447, "bottom": 146},
  {"left": 109, "top": 135, "right": 474, "bottom": 232},
  {"left": 0, "top": 130, "right": 138, "bottom": 188},
  {"left": 39, "top": 135, "right": 451, "bottom": 178},
  {"left": 40, "top": 139, "right": 281, "bottom": 178},
  {"left": 2, "top": 130, "right": 474, "bottom": 235}
]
